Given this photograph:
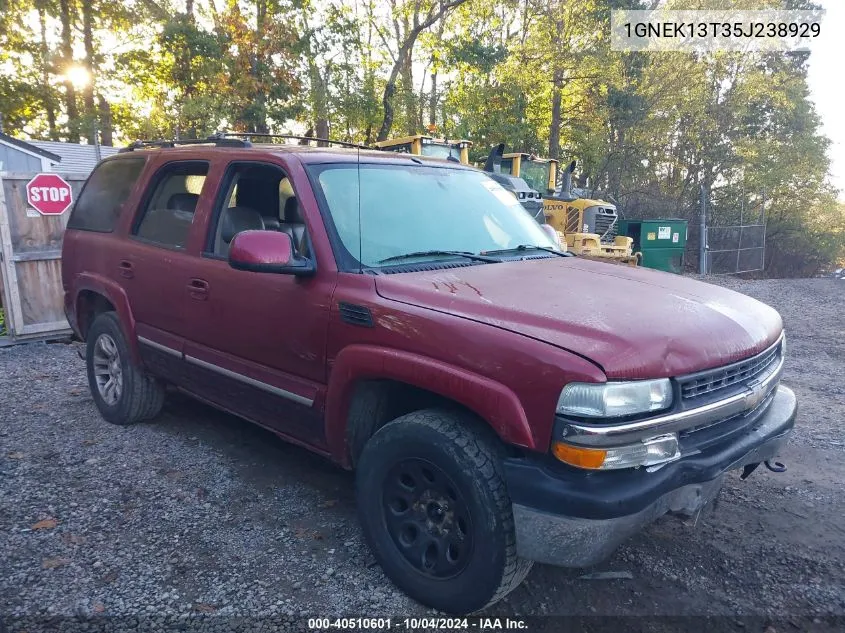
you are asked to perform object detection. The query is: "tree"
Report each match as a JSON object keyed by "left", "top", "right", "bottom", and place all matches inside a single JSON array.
[{"left": 375, "top": 0, "right": 470, "bottom": 141}]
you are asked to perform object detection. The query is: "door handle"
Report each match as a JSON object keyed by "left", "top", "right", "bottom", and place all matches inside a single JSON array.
[
  {"left": 118, "top": 260, "right": 134, "bottom": 279},
  {"left": 187, "top": 278, "right": 209, "bottom": 300}
]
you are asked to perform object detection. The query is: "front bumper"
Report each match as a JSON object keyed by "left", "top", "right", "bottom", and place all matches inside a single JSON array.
[{"left": 504, "top": 384, "right": 797, "bottom": 567}]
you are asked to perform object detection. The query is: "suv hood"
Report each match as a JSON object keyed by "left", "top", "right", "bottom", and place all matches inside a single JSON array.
[{"left": 374, "top": 258, "right": 783, "bottom": 379}]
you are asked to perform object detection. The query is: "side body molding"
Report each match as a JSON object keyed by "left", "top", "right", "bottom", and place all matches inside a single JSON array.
[{"left": 324, "top": 344, "right": 536, "bottom": 466}]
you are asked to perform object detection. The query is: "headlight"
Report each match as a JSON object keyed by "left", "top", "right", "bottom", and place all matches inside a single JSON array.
[{"left": 556, "top": 379, "right": 673, "bottom": 418}]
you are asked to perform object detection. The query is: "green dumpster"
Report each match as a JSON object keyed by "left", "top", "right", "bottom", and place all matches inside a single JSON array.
[{"left": 619, "top": 219, "right": 688, "bottom": 273}]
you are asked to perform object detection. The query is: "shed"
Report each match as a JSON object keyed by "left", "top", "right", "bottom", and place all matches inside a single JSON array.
[{"left": 0, "top": 132, "right": 61, "bottom": 172}]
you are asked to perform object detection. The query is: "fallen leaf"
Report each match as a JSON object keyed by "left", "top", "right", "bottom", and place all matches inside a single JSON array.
[
  {"left": 42, "top": 557, "right": 70, "bottom": 569},
  {"left": 163, "top": 470, "right": 184, "bottom": 480},
  {"left": 92, "top": 603, "right": 105, "bottom": 613},
  {"left": 68, "top": 388, "right": 83, "bottom": 396},
  {"left": 61, "top": 533, "right": 87, "bottom": 546},
  {"left": 321, "top": 499, "right": 338, "bottom": 508},
  {"left": 103, "top": 570, "right": 118, "bottom": 583},
  {"left": 313, "top": 531, "right": 325, "bottom": 540},
  {"left": 82, "top": 439, "right": 98, "bottom": 446},
  {"left": 32, "top": 518, "right": 58, "bottom": 530},
  {"left": 194, "top": 603, "right": 217, "bottom": 613},
  {"left": 8, "top": 451, "right": 24, "bottom": 459}
]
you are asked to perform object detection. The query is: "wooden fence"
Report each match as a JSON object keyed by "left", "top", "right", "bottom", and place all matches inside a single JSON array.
[{"left": 0, "top": 172, "right": 87, "bottom": 343}]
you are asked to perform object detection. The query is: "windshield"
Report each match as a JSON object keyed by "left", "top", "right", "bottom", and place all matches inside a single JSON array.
[
  {"left": 519, "top": 159, "right": 551, "bottom": 193},
  {"left": 420, "top": 142, "right": 461, "bottom": 161},
  {"left": 309, "top": 164, "right": 556, "bottom": 268}
]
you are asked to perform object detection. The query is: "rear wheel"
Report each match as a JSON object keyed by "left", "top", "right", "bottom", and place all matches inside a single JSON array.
[
  {"left": 356, "top": 409, "right": 532, "bottom": 614},
  {"left": 86, "top": 312, "right": 164, "bottom": 425}
]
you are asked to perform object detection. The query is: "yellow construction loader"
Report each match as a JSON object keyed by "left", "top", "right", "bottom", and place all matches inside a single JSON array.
[
  {"left": 373, "top": 135, "right": 472, "bottom": 165},
  {"left": 499, "top": 152, "right": 639, "bottom": 265}
]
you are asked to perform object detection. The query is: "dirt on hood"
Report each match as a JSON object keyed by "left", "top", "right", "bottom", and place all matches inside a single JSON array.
[{"left": 375, "top": 256, "right": 783, "bottom": 379}]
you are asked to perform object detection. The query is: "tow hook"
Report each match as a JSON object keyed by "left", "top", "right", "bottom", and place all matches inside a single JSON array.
[{"left": 740, "top": 460, "right": 787, "bottom": 480}]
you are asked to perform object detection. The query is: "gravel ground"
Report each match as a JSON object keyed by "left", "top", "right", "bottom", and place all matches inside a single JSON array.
[{"left": 1, "top": 276, "right": 843, "bottom": 631}]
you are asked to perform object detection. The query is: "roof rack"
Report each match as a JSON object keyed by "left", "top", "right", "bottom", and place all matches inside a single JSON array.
[
  {"left": 218, "top": 132, "right": 369, "bottom": 150},
  {"left": 119, "top": 135, "right": 252, "bottom": 152}
]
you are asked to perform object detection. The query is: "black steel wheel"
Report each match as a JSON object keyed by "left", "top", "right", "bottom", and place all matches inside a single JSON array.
[
  {"left": 382, "top": 458, "right": 473, "bottom": 579},
  {"left": 356, "top": 409, "right": 532, "bottom": 614}
]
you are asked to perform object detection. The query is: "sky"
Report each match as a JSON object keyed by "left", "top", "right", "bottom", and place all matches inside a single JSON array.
[{"left": 806, "top": 0, "right": 845, "bottom": 198}]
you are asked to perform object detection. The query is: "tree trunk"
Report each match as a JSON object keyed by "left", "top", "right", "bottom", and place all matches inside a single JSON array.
[
  {"left": 549, "top": 70, "right": 562, "bottom": 159},
  {"left": 36, "top": 3, "right": 58, "bottom": 140},
  {"left": 81, "top": 0, "right": 97, "bottom": 145},
  {"left": 312, "top": 62, "right": 329, "bottom": 145},
  {"left": 428, "top": 18, "right": 445, "bottom": 130},
  {"left": 417, "top": 67, "right": 427, "bottom": 133},
  {"left": 98, "top": 95, "right": 113, "bottom": 146},
  {"left": 59, "top": 0, "right": 80, "bottom": 142},
  {"left": 429, "top": 67, "right": 437, "bottom": 127},
  {"left": 400, "top": 57, "right": 416, "bottom": 135},
  {"left": 377, "top": 68, "right": 400, "bottom": 142}
]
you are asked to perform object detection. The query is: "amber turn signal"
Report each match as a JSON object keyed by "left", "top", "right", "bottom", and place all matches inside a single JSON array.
[{"left": 551, "top": 441, "right": 607, "bottom": 469}]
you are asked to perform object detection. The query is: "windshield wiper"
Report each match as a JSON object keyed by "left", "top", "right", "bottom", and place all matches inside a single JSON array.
[
  {"left": 378, "top": 250, "right": 500, "bottom": 264},
  {"left": 481, "top": 244, "right": 574, "bottom": 258}
]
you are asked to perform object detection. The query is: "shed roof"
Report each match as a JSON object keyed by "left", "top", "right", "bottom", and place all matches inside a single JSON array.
[
  {"left": 28, "top": 140, "right": 118, "bottom": 173},
  {"left": 0, "top": 132, "right": 61, "bottom": 162}
]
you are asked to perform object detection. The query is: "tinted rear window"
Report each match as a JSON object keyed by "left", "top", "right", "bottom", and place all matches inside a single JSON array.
[{"left": 67, "top": 158, "right": 146, "bottom": 232}]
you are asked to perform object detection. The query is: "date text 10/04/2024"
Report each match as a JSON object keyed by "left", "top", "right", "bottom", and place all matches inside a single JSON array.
[{"left": 307, "top": 618, "right": 529, "bottom": 630}]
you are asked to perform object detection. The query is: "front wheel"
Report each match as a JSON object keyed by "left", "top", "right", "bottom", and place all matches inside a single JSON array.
[
  {"left": 356, "top": 409, "right": 532, "bottom": 614},
  {"left": 86, "top": 312, "right": 165, "bottom": 425}
]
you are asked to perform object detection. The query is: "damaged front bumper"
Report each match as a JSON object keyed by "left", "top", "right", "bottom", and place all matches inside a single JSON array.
[{"left": 504, "top": 384, "right": 797, "bottom": 567}]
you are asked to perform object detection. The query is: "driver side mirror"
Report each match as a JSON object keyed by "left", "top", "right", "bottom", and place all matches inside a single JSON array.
[{"left": 228, "top": 230, "right": 315, "bottom": 276}]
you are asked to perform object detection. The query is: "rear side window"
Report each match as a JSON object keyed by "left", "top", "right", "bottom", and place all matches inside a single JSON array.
[
  {"left": 134, "top": 162, "right": 209, "bottom": 250},
  {"left": 67, "top": 158, "right": 146, "bottom": 232}
]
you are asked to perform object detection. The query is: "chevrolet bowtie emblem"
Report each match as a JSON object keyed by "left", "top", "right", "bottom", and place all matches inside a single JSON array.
[{"left": 744, "top": 381, "right": 768, "bottom": 410}]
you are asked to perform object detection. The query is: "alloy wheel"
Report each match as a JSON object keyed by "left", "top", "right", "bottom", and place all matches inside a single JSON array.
[{"left": 92, "top": 333, "right": 123, "bottom": 406}]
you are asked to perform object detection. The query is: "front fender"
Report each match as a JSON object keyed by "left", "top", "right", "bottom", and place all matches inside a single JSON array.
[
  {"left": 73, "top": 272, "right": 140, "bottom": 364},
  {"left": 324, "top": 344, "right": 536, "bottom": 466}
]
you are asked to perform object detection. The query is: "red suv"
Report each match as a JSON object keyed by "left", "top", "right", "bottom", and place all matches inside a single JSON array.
[{"left": 61, "top": 138, "right": 796, "bottom": 614}]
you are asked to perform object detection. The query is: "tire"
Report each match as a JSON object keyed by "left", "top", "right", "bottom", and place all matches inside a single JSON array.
[
  {"left": 356, "top": 409, "right": 533, "bottom": 614},
  {"left": 86, "top": 312, "right": 165, "bottom": 425}
]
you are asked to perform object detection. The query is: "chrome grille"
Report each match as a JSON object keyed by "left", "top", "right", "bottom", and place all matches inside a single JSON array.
[{"left": 679, "top": 339, "right": 782, "bottom": 400}]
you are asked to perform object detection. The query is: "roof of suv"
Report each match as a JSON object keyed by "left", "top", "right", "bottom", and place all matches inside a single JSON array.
[{"left": 117, "top": 143, "right": 476, "bottom": 168}]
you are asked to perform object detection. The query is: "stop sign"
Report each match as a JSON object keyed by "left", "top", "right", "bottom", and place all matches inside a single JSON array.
[{"left": 26, "top": 173, "right": 74, "bottom": 215}]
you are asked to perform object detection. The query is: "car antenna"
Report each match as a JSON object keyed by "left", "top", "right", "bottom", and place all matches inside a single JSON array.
[{"left": 357, "top": 139, "right": 362, "bottom": 274}]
